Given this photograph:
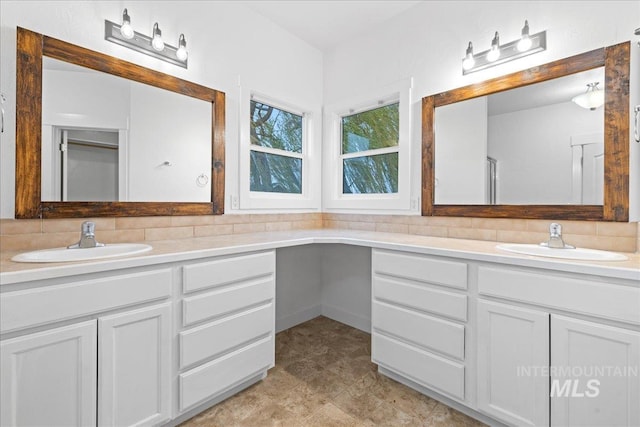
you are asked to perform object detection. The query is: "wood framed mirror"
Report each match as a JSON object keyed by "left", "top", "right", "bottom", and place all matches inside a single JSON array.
[
  {"left": 15, "top": 27, "right": 225, "bottom": 219},
  {"left": 422, "top": 42, "right": 629, "bottom": 221}
]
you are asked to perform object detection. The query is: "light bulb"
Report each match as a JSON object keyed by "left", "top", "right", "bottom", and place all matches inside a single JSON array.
[
  {"left": 487, "top": 31, "right": 500, "bottom": 62},
  {"left": 151, "top": 23, "right": 164, "bottom": 51},
  {"left": 176, "top": 34, "right": 188, "bottom": 61},
  {"left": 517, "top": 20, "right": 532, "bottom": 52},
  {"left": 462, "top": 41, "right": 475, "bottom": 70},
  {"left": 120, "top": 9, "right": 134, "bottom": 40}
]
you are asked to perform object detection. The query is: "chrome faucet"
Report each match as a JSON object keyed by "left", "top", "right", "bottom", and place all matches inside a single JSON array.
[
  {"left": 68, "top": 221, "right": 105, "bottom": 249},
  {"left": 540, "top": 223, "right": 574, "bottom": 249}
]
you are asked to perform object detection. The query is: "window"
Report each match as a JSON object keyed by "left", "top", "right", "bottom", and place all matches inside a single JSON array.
[
  {"left": 250, "top": 100, "right": 303, "bottom": 194},
  {"left": 341, "top": 103, "right": 399, "bottom": 194},
  {"left": 239, "top": 91, "right": 320, "bottom": 210},
  {"left": 325, "top": 79, "right": 413, "bottom": 211}
]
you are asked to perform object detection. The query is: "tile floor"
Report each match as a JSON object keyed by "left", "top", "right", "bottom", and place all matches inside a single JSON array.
[{"left": 180, "top": 316, "right": 487, "bottom": 427}]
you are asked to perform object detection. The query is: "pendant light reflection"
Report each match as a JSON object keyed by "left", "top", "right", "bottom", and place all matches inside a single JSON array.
[
  {"left": 517, "top": 20, "right": 532, "bottom": 52},
  {"left": 176, "top": 34, "right": 188, "bottom": 61},
  {"left": 572, "top": 82, "right": 604, "bottom": 110},
  {"left": 462, "top": 42, "right": 475, "bottom": 71}
]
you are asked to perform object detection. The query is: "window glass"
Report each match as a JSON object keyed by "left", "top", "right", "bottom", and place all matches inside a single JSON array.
[
  {"left": 251, "top": 100, "right": 302, "bottom": 153},
  {"left": 250, "top": 151, "right": 302, "bottom": 194},
  {"left": 249, "top": 100, "right": 303, "bottom": 194},
  {"left": 342, "top": 103, "right": 399, "bottom": 154},
  {"left": 343, "top": 152, "right": 398, "bottom": 194}
]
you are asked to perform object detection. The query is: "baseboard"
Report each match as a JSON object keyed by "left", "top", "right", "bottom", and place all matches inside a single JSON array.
[
  {"left": 321, "top": 304, "right": 371, "bottom": 333},
  {"left": 276, "top": 304, "right": 322, "bottom": 333}
]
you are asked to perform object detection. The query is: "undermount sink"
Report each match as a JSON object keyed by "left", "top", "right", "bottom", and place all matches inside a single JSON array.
[
  {"left": 496, "top": 243, "right": 628, "bottom": 261},
  {"left": 12, "top": 243, "right": 153, "bottom": 263}
]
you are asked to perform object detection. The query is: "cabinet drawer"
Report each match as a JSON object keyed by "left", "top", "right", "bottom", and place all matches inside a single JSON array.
[
  {"left": 182, "top": 278, "right": 274, "bottom": 327},
  {"left": 0, "top": 269, "right": 172, "bottom": 333},
  {"left": 478, "top": 266, "right": 640, "bottom": 325},
  {"left": 179, "top": 336, "right": 273, "bottom": 411},
  {"left": 373, "top": 276, "right": 467, "bottom": 321},
  {"left": 373, "top": 333, "right": 465, "bottom": 400},
  {"left": 183, "top": 251, "right": 275, "bottom": 294},
  {"left": 373, "top": 249, "right": 467, "bottom": 290},
  {"left": 373, "top": 301, "right": 464, "bottom": 361},
  {"left": 180, "top": 303, "right": 273, "bottom": 369}
]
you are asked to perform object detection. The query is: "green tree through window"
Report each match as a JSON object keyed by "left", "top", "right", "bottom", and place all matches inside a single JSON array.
[
  {"left": 341, "top": 103, "right": 399, "bottom": 194},
  {"left": 250, "top": 100, "right": 303, "bottom": 194}
]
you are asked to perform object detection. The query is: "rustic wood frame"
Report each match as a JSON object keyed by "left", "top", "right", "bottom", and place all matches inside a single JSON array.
[
  {"left": 421, "top": 42, "right": 630, "bottom": 221},
  {"left": 15, "top": 27, "right": 226, "bottom": 218}
]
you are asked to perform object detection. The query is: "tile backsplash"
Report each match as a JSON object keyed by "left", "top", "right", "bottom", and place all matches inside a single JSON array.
[{"left": 1, "top": 213, "right": 637, "bottom": 253}]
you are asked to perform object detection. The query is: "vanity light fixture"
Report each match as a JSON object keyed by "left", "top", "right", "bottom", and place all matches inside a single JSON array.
[
  {"left": 572, "top": 82, "right": 605, "bottom": 110},
  {"left": 104, "top": 9, "right": 188, "bottom": 68},
  {"left": 461, "top": 20, "right": 546, "bottom": 75}
]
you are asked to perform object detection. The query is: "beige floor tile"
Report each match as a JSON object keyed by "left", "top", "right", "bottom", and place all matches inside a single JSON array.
[{"left": 179, "top": 316, "right": 487, "bottom": 427}]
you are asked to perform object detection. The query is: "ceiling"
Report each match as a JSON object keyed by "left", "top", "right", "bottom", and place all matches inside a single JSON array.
[{"left": 241, "top": 0, "right": 423, "bottom": 51}]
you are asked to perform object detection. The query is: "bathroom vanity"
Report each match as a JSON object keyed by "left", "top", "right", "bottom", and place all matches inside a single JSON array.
[{"left": 1, "top": 230, "right": 638, "bottom": 427}]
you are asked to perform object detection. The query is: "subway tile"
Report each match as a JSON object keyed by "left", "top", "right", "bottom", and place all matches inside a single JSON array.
[
  {"left": 425, "top": 217, "right": 473, "bottom": 228},
  {"left": 265, "top": 222, "right": 293, "bottom": 232},
  {"left": 375, "top": 223, "right": 409, "bottom": 234},
  {"left": 291, "top": 220, "right": 322, "bottom": 230},
  {"left": 1, "top": 234, "right": 43, "bottom": 252},
  {"left": 448, "top": 228, "right": 497, "bottom": 241},
  {"left": 144, "top": 226, "right": 194, "bottom": 241},
  {"left": 324, "top": 220, "right": 348, "bottom": 229},
  {"left": 42, "top": 218, "right": 115, "bottom": 233},
  {"left": 170, "top": 216, "right": 218, "bottom": 227},
  {"left": 233, "top": 223, "right": 266, "bottom": 234},
  {"left": 194, "top": 224, "right": 234, "bottom": 237},
  {"left": 100, "top": 229, "right": 146, "bottom": 243},
  {"left": 526, "top": 220, "right": 596, "bottom": 235},
  {"left": 116, "top": 216, "right": 172, "bottom": 229},
  {"left": 596, "top": 222, "right": 637, "bottom": 237},
  {"left": 470, "top": 218, "right": 528, "bottom": 231},
  {"left": 347, "top": 221, "right": 376, "bottom": 231},
  {"left": 0, "top": 219, "right": 41, "bottom": 235},
  {"left": 497, "top": 230, "right": 549, "bottom": 245},
  {"left": 408, "top": 225, "right": 448, "bottom": 237},
  {"left": 569, "top": 235, "right": 636, "bottom": 253}
]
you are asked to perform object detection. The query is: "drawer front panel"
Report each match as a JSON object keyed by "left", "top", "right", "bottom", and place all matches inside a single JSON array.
[
  {"left": 180, "top": 303, "right": 273, "bottom": 369},
  {"left": 373, "top": 276, "right": 467, "bottom": 321},
  {"left": 373, "top": 333, "right": 465, "bottom": 400},
  {"left": 0, "top": 269, "right": 172, "bottom": 333},
  {"left": 373, "top": 249, "right": 467, "bottom": 290},
  {"left": 179, "top": 336, "right": 273, "bottom": 412},
  {"left": 183, "top": 251, "right": 275, "bottom": 294},
  {"left": 373, "top": 301, "right": 465, "bottom": 361},
  {"left": 182, "top": 278, "right": 274, "bottom": 327},
  {"left": 478, "top": 266, "right": 640, "bottom": 325}
]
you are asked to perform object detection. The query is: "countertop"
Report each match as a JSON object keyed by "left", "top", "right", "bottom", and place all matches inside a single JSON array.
[{"left": 1, "top": 229, "right": 639, "bottom": 285}]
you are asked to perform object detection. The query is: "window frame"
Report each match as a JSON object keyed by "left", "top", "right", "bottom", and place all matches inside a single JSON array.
[
  {"left": 239, "top": 90, "right": 318, "bottom": 210},
  {"left": 324, "top": 79, "right": 412, "bottom": 211}
]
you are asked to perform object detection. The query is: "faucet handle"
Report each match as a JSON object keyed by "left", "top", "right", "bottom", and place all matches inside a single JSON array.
[
  {"left": 549, "top": 222, "right": 562, "bottom": 237},
  {"left": 81, "top": 221, "right": 95, "bottom": 236}
]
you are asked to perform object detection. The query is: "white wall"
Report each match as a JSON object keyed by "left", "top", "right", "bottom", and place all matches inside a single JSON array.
[
  {"left": 434, "top": 97, "right": 487, "bottom": 204},
  {"left": 0, "top": 0, "right": 323, "bottom": 218},
  {"left": 488, "top": 101, "right": 604, "bottom": 204},
  {"left": 322, "top": 0, "right": 640, "bottom": 216}
]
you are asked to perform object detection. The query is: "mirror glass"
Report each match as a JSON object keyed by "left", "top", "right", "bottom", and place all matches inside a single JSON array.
[
  {"left": 41, "top": 57, "right": 212, "bottom": 203},
  {"left": 434, "top": 67, "right": 605, "bottom": 205}
]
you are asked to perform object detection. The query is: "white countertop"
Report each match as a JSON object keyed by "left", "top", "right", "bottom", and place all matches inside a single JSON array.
[{"left": 1, "top": 229, "right": 639, "bottom": 285}]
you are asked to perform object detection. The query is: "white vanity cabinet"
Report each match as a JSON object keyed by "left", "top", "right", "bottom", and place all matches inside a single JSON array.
[
  {"left": 477, "top": 265, "right": 640, "bottom": 427},
  {"left": 0, "top": 321, "right": 98, "bottom": 427},
  {"left": 0, "top": 268, "right": 173, "bottom": 427},
  {"left": 177, "top": 251, "right": 276, "bottom": 413},
  {"left": 371, "top": 249, "right": 469, "bottom": 401}
]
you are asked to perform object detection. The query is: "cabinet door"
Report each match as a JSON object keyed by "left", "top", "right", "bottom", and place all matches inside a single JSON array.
[
  {"left": 99, "top": 303, "right": 172, "bottom": 427},
  {"left": 551, "top": 315, "right": 640, "bottom": 427},
  {"left": 477, "top": 300, "right": 549, "bottom": 427},
  {"left": 0, "top": 321, "right": 97, "bottom": 427}
]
